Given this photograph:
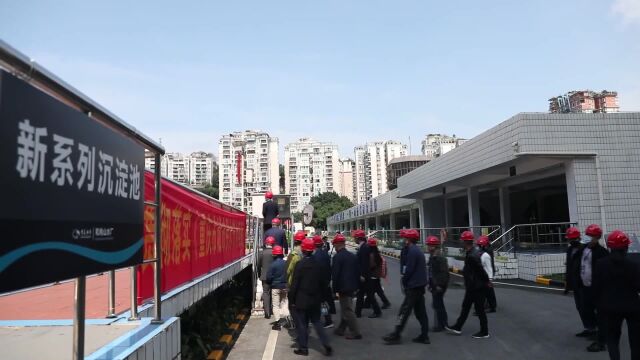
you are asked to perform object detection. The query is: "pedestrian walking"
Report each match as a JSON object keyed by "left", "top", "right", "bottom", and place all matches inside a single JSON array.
[
  {"left": 593, "top": 230, "right": 640, "bottom": 360},
  {"left": 258, "top": 236, "right": 275, "bottom": 319},
  {"left": 354, "top": 229, "right": 381, "bottom": 318},
  {"left": 446, "top": 230, "right": 490, "bottom": 339},
  {"left": 267, "top": 245, "right": 289, "bottom": 330},
  {"left": 331, "top": 233, "right": 363, "bottom": 340},
  {"left": 262, "top": 191, "right": 279, "bottom": 233},
  {"left": 578, "top": 224, "right": 609, "bottom": 353},
  {"left": 367, "top": 238, "right": 391, "bottom": 310},
  {"left": 284, "top": 231, "right": 306, "bottom": 331},
  {"left": 290, "top": 238, "right": 333, "bottom": 356},
  {"left": 564, "top": 226, "right": 589, "bottom": 337},
  {"left": 477, "top": 236, "right": 496, "bottom": 313},
  {"left": 426, "top": 236, "right": 449, "bottom": 332},
  {"left": 383, "top": 229, "right": 430, "bottom": 345},
  {"left": 312, "top": 234, "right": 335, "bottom": 328},
  {"left": 264, "top": 218, "right": 288, "bottom": 254}
]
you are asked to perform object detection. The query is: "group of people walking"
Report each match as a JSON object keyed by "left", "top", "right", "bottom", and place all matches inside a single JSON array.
[{"left": 564, "top": 224, "right": 639, "bottom": 360}]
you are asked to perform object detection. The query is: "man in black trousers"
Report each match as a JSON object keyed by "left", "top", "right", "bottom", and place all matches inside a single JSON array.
[
  {"left": 354, "top": 229, "right": 381, "bottom": 318},
  {"left": 262, "top": 191, "right": 278, "bottom": 233}
]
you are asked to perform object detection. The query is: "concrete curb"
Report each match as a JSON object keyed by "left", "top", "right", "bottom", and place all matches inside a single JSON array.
[
  {"left": 207, "top": 309, "right": 250, "bottom": 360},
  {"left": 535, "top": 276, "right": 565, "bottom": 288}
]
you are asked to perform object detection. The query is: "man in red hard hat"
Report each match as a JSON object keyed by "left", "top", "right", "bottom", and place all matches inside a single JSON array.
[
  {"left": 331, "top": 234, "right": 362, "bottom": 340},
  {"left": 267, "top": 245, "right": 288, "bottom": 330},
  {"left": 284, "top": 231, "right": 307, "bottom": 332},
  {"left": 353, "top": 229, "right": 381, "bottom": 318},
  {"left": 258, "top": 236, "right": 276, "bottom": 319},
  {"left": 446, "top": 230, "right": 490, "bottom": 339},
  {"left": 366, "top": 238, "right": 391, "bottom": 310},
  {"left": 289, "top": 238, "right": 333, "bottom": 356},
  {"left": 312, "top": 234, "right": 335, "bottom": 329},
  {"left": 264, "top": 217, "right": 288, "bottom": 254},
  {"left": 426, "top": 236, "right": 449, "bottom": 332},
  {"left": 383, "top": 228, "right": 430, "bottom": 345},
  {"left": 593, "top": 230, "right": 639, "bottom": 359},
  {"left": 578, "top": 224, "right": 609, "bottom": 353},
  {"left": 565, "top": 226, "right": 591, "bottom": 338},
  {"left": 262, "top": 191, "right": 279, "bottom": 233},
  {"left": 477, "top": 236, "right": 496, "bottom": 313}
]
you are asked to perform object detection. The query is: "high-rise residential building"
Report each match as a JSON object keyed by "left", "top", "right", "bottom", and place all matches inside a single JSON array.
[
  {"left": 421, "top": 134, "right": 466, "bottom": 160},
  {"left": 284, "top": 138, "right": 340, "bottom": 212},
  {"left": 549, "top": 90, "right": 619, "bottom": 114},
  {"left": 144, "top": 151, "right": 216, "bottom": 188},
  {"left": 354, "top": 141, "right": 408, "bottom": 203},
  {"left": 387, "top": 155, "right": 429, "bottom": 190},
  {"left": 338, "top": 158, "right": 356, "bottom": 203},
  {"left": 218, "top": 130, "right": 279, "bottom": 213}
]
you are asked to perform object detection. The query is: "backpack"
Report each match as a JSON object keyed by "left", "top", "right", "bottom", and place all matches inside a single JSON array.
[{"left": 380, "top": 255, "right": 388, "bottom": 279}]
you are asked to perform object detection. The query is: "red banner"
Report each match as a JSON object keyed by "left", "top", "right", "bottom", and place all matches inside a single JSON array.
[{"left": 137, "top": 171, "right": 246, "bottom": 303}]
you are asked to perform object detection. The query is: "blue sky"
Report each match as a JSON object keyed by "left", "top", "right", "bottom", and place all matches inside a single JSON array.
[{"left": 1, "top": 0, "right": 639, "bottom": 159}]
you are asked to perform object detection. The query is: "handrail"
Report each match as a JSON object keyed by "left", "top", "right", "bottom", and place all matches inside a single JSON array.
[{"left": 492, "top": 225, "right": 517, "bottom": 246}]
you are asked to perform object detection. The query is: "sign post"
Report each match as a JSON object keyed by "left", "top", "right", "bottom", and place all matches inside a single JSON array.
[{"left": 303, "top": 204, "right": 314, "bottom": 226}]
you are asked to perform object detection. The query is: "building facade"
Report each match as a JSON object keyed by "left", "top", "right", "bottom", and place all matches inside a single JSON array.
[
  {"left": 421, "top": 134, "right": 466, "bottom": 160},
  {"left": 284, "top": 138, "right": 340, "bottom": 212},
  {"left": 387, "top": 155, "right": 429, "bottom": 190},
  {"left": 188, "top": 151, "right": 216, "bottom": 188},
  {"left": 218, "top": 130, "right": 279, "bottom": 213},
  {"left": 354, "top": 141, "right": 408, "bottom": 203},
  {"left": 144, "top": 151, "right": 216, "bottom": 188},
  {"left": 549, "top": 90, "right": 619, "bottom": 114},
  {"left": 338, "top": 158, "right": 356, "bottom": 202}
]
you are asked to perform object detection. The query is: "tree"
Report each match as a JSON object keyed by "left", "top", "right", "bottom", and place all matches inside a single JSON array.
[
  {"left": 279, "top": 164, "right": 285, "bottom": 193},
  {"left": 308, "top": 192, "right": 353, "bottom": 230},
  {"left": 200, "top": 185, "right": 219, "bottom": 199},
  {"left": 292, "top": 212, "right": 303, "bottom": 223}
]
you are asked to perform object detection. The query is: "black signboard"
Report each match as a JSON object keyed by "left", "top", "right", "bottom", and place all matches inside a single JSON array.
[
  {"left": 0, "top": 70, "right": 145, "bottom": 293},
  {"left": 273, "top": 194, "right": 291, "bottom": 219}
]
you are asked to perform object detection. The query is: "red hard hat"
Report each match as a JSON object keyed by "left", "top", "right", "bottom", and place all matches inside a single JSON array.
[
  {"left": 265, "top": 191, "right": 273, "bottom": 199},
  {"left": 477, "top": 235, "right": 490, "bottom": 247},
  {"left": 565, "top": 227, "right": 581, "bottom": 240},
  {"left": 265, "top": 236, "right": 275, "bottom": 246},
  {"left": 367, "top": 238, "right": 378, "bottom": 247},
  {"left": 353, "top": 229, "right": 366, "bottom": 238},
  {"left": 271, "top": 218, "right": 281, "bottom": 225},
  {"left": 272, "top": 245, "right": 284, "bottom": 256},
  {"left": 400, "top": 229, "right": 420, "bottom": 240},
  {"left": 301, "top": 238, "right": 315, "bottom": 252},
  {"left": 460, "top": 230, "right": 475, "bottom": 241},
  {"left": 332, "top": 234, "right": 346, "bottom": 244},
  {"left": 585, "top": 224, "right": 602, "bottom": 238},
  {"left": 294, "top": 231, "right": 306, "bottom": 242},
  {"left": 426, "top": 236, "right": 440, "bottom": 246},
  {"left": 313, "top": 235, "right": 323, "bottom": 246},
  {"left": 607, "top": 230, "right": 630, "bottom": 249}
]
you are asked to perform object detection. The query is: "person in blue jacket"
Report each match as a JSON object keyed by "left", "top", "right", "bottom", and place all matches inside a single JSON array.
[
  {"left": 267, "top": 245, "right": 289, "bottom": 331},
  {"left": 383, "top": 229, "right": 430, "bottom": 345}
]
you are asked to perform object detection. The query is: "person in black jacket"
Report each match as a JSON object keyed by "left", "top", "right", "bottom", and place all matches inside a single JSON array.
[
  {"left": 267, "top": 245, "right": 288, "bottom": 330},
  {"left": 593, "top": 230, "right": 640, "bottom": 360},
  {"left": 354, "top": 229, "right": 381, "bottom": 318},
  {"left": 290, "top": 238, "right": 333, "bottom": 356},
  {"left": 579, "top": 224, "right": 609, "bottom": 353},
  {"left": 564, "top": 227, "right": 591, "bottom": 336},
  {"left": 312, "top": 234, "right": 335, "bottom": 328},
  {"left": 331, "top": 234, "right": 362, "bottom": 340},
  {"left": 383, "top": 229, "right": 430, "bottom": 345},
  {"left": 258, "top": 236, "right": 275, "bottom": 319},
  {"left": 264, "top": 218, "right": 288, "bottom": 254},
  {"left": 426, "top": 236, "right": 449, "bottom": 332},
  {"left": 367, "top": 238, "right": 391, "bottom": 309},
  {"left": 262, "top": 191, "right": 279, "bottom": 233},
  {"left": 446, "top": 230, "right": 490, "bottom": 338}
]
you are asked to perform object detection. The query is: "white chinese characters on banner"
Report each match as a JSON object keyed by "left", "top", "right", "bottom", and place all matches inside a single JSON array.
[{"left": 14, "top": 119, "right": 141, "bottom": 199}]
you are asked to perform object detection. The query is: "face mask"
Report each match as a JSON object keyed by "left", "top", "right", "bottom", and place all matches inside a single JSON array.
[{"left": 580, "top": 235, "right": 590, "bottom": 245}]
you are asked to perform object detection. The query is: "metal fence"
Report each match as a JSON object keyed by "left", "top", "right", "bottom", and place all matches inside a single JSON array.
[
  {"left": 492, "top": 222, "right": 577, "bottom": 254},
  {"left": 367, "top": 225, "right": 502, "bottom": 252}
]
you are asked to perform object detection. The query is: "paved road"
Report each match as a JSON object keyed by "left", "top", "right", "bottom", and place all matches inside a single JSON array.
[{"left": 232, "top": 254, "right": 631, "bottom": 360}]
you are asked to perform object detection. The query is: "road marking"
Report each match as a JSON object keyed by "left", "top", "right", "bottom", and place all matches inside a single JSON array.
[{"left": 261, "top": 329, "right": 279, "bottom": 360}]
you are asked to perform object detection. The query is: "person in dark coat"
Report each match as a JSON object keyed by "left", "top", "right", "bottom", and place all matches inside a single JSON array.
[
  {"left": 564, "top": 227, "right": 590, "bottom": 336},
  {"left": 267, "top": 245, "right": 288, "bottom": 330},
  {"left": 426, "top": 236, "right": 449, "bottom": 332},
  {"left": 312, "top": 234, "right": 335, "bottom": 328},
  {"left": 354, "top": 229, "right": 381, "bottom": 318},
  {"left": 383, "top": 229, "right": 430, "bottom": 345},
  {"left": 578, "top": 224, "right": 609, "bottom": 353},
  {"left": 289, "top": 238, "right": 333, "bottom": 356},
  {"left": 258, "top": 236, "right": 275, "bottom": 319},
  {"left": 593, "top": 230, "right": 640, "bottom": 360},
  {"left": 367, "top": 238, "right": 391, "bottom": 309},
  {"left": 446, "top": 230, "right": 490, "bottom": 338},
  {"left": 262, "top": 191, "right": 279, "bottom": 232},
  {"left": 264, "top": 218, "right": 287, "bottom": 254},
  {"left": 331, "top": 234, "right": 362, "bottom": 339}
]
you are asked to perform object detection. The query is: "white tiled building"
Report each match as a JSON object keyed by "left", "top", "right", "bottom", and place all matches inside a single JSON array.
[
  {"left": 218, "top": 130, "right": 279, "bottom": 213},
  {"left": 284, "top": 138, "right": 340, "bottom": 212},
  {"left": 354, "top": 141, "right": 408, "bottom": 203},
  {"left": 421, "top": 134, "right": 466, "bottom": 160},
  {"left": 144, "top": 152, "right": 216, "bottom": 188}
]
